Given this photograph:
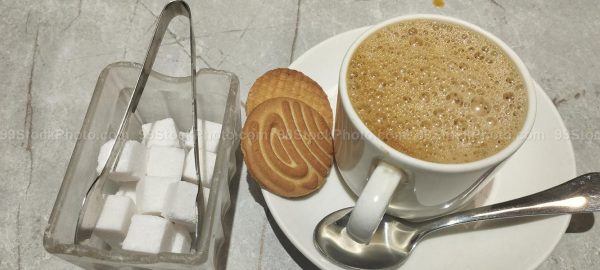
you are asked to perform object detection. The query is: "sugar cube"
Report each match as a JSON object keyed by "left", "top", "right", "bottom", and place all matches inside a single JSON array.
[
  {"left": 136, "top": 176, "right": 179, "bottom": 215},
  {"left": 181, "top": 132, "right": 193, "bottom": 149},
  {"left": 122, "top": 215, "right": 175, "bottom": 254},
  {"left": 183, "top": 119, "right": 222, "bottom": 153},
  {"left": 115, "top": 182, "right": 137, "bottom": 204},
  {"left": 162, "top": 181, "right": 198, "bottom": 231},
  {"left": 146, "top": 146, "right": 185, "bottom": 178},
  {"left": 97, "top": 140, "right": 146, "bottom": 182},
  {"left": 182, "top": 149, "right": 216, "bottom": 187},
  {"left": 170, "top": 224, "right": 192, "bottom": 253},
  {"left": 93, "top": 195, "right": 136, "bottom": 248},
  {"left": 178, "top": 131, "right": 189, "bottom": 146},
  {"left": 141, "top": 122, "right": 153, "bottom": 145},
  {"left": 83, "top": 233, "right": 110, "bottom": 250},
  {"left": 146, "top": 118, "right": 180, "bottom": 148}
]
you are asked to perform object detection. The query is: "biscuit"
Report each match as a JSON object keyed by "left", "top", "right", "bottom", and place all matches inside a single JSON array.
[
  {"left": 242, "top": 97, "right": 333, "bottom": 198},
  {"left": 246, "top": 68, "right": 333, "bottom": 128}
]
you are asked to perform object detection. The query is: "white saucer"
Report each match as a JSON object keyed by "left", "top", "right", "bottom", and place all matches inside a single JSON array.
[{"left": 262, "top": 27, "right": 576, "bottom": 270}]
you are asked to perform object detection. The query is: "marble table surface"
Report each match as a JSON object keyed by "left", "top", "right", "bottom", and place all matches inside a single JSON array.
[{"left": 1, "top": 0, "right": 599, "bottom": 269}]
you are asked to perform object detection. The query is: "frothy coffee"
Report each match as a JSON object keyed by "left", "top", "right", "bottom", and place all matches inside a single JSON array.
[{"left": 347, "top": 20, "right": 527, "bottom": 163}]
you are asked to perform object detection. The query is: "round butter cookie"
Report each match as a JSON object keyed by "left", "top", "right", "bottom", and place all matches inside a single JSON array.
[
  {"left": 246, "top": 68, "right": 333, "bottom": 128},
  {"left": 242, "top": 97, "right": 333, "bottom": 197}
]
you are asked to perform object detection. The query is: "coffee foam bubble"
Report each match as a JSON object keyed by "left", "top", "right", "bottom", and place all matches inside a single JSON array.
[{"left": 347, "top": 20, "right": 527, "bottom": 164}]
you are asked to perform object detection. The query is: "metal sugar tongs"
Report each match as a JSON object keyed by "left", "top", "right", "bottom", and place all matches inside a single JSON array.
[{"left": 75, "top": 1, "right": 205, "bottom": 250}]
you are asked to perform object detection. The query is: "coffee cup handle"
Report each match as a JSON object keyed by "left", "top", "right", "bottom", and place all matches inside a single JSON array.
[{"left": 346, "top": 161, "right": 403, "bottom": 243}]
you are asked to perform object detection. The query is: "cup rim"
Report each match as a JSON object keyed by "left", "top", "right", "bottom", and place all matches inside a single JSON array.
[{"left": 338, "top": 14, "right": 537, "bottom": 173}]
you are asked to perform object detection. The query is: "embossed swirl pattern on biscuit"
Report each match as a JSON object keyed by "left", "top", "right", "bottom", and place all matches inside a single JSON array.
[{"left": 243, "top": 98, "right": 332, "bottom": 196}]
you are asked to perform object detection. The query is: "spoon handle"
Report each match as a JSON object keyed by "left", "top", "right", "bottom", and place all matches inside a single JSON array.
[{"left": 428, "top": 173, "right": 600, "bottom": 231}]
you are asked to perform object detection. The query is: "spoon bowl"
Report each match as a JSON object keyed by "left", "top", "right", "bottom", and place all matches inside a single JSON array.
[
  {"left": 315, "top": 208, "right": 417, "bottom": 269},
  {"left": 315, "top": 173, "right": 600, "bottom": 269}
]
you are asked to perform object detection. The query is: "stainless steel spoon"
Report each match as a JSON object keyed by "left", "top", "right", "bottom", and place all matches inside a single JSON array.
[{"left": 315, "top": 173, "right": 600, "bottom": 269}]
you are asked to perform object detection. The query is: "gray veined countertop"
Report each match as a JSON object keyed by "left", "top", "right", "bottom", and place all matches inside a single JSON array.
[{"left": 1, "top": 0, "right": 599, "bottom": 269}]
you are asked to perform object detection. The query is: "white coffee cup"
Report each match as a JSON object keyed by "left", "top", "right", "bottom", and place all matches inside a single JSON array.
[{"left": 335, "top": 14, "right": 537, "bottom": 243}]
